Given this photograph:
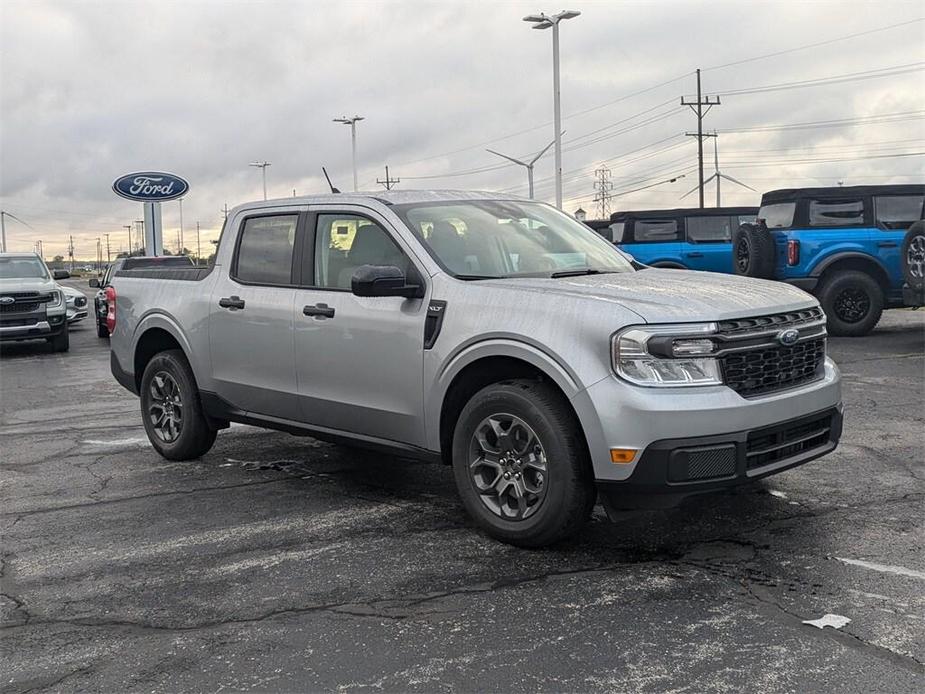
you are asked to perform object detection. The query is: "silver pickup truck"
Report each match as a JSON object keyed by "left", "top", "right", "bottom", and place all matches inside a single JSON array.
[
  {"left": 0, "top": 252, "right": 71, "bottom": 351},
  {"left": 109, "top": 191, "right": 843, "bottom": 546}
]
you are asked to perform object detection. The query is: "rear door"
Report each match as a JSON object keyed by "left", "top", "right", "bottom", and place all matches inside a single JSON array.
[
  {"left": 209, "top": 210, "right": 304, "bottom": 420},
  {"left": 873, "top": 193, "right": 924, "bottom": 293},
  {"left": 621, "top": 219, "right": 683, "bottom": 267},
  {"left": 683, "top": 214, "right": 736, "bottom": 273},
  {"left": 291, "top": 207, "right": 429, "bottom": 446}
]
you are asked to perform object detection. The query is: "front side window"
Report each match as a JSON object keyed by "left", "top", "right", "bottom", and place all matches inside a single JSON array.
[
  {"left": 685, "top": 215, "right": 734, "bottom": 243},
  {"left": 234, "top": 215, "right": 297, "bottom": 285},
  {"left": 314, "top": 214, "right": 408, "bottom": 289},
  {"left": 394, "top": 200, "right": 634, "bottom": 279},
  {"left": 874, "top": 195, "right": 923, "bottom": 230},
  {"left": 609, "top": 222, "right": 625, "bottom": 243},
  {"left": 809, "top": 199, "right": 865, "bottom": 227},
  {"left": 758, "top": 202, "right": 796, "bottom": 228},
  {"left": 0, "top": 256, "right": 48, "bottom": 279},
  {"left": 634, "top": 219, "right": 679, "bottom": 242}
]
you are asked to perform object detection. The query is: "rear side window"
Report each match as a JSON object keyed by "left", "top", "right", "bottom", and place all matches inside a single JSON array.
[
  {"left": 633, "top": 219, "right": 678, "bottom": 242},
  {"left": 808, "top": 199, "right": 865, "bottom": 227},
  {"left": 874, "top": 195, "right": 923, "bottom": 230},
  {"left": 609, "top": 222, "right": 625, "bottom": 243},
  {"left": 758, "top": 202, "right": 795, "bottom": 228},
  {"left": 685, "top": 215, "right": 734, "bottom": 243},
  {"left": 234, "top": 215, "right": 298, "bottom": 285}
]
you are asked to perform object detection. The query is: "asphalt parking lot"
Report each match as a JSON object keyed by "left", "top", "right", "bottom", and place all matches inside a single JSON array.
[{"left": 1, "top": 278, "right": 923, "bottom": 693}]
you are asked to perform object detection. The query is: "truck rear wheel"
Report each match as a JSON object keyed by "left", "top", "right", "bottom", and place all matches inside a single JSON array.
[
  {"left": 451, "top": 379, "right": 595, "bottom": 547},
  {"left": 818, "top": 270, "right": 884, "bottom": 337},
  {"left": 733, "top": 223, "right": 776, "bottom": 278},
  {"left": 96, "top": 316, "right": 109, "bottom": 338},
  {"left": 140, "top": 349, "right": 216, "bottom": 460}
]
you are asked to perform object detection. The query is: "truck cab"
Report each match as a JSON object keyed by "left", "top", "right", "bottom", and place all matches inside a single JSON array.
[
  {"left": 592, "top": 207, "right": 757, "bottom": 273},
  {"left": 733, "top": 184, "right": 924, "bottom": 336}
]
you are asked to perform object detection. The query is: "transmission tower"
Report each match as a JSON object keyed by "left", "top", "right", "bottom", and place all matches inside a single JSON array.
[
  {"left": 681, "top": 68, "right": 721, "bottom": 209},
  {"left": 593, "top": 168, "right": 614, "bottom": 219}
]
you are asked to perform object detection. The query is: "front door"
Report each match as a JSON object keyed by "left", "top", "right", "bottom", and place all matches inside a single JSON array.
[
  {"left": 209, "top": 211, "right": 302, "bottom": 420},
  {"left": 292, "top": 209, "right": 428, "bottom": 447}
]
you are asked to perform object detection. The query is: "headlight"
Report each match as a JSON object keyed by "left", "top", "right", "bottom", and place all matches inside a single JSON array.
[
  {"left": 612, "top": 323, "right": 722, "bottom": 387},
  {"left": 47, "top": 290, "right": 64, "bottom": 308}
]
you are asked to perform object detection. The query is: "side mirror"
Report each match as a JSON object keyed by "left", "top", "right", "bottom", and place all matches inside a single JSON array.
[
  {"left": 88, "top": 278, "right": 100, "bottom": 288},
  {"left": 53, "top": 270, "right": 70, "bottom": 280},
  {"left": 351, "top": 265, "right": 424, "bottom": 299}
]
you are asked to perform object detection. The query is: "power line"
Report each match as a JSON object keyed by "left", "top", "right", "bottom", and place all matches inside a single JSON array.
[
  {"left": 717, "top": 110, "right": 925, "bottom": 133},
  {"left": 714, "top": 62, "right": 925, "bottom": 97}
]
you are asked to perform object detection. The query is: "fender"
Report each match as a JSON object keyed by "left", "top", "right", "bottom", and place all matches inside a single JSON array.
[
  {"left": 809, "top": 250, "right": 890, "bottom": 279},
  {"left": 425, "top": 336, "right": 586, "bottom": 451},
  {"left": 131, "top": 310, "right": 200, "bottom": 379}
]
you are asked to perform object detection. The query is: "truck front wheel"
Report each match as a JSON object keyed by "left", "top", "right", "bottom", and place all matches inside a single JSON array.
[
  {"left": 451, "top": 380, "right": 595, "bottom": 547},
  {"left": 818, "top": 270, "right": 884, "bottom": 337},
  {"left": 140, "top": 349, "right": 217, "bottom": 460},
  {"left": 47, "top": 323, "right": 69, "bottom": 352}
]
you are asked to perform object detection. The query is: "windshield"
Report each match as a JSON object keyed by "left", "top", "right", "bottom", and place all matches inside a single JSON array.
[
  {"left": 0, "top": 256, "right": 49, "bottom": 280},
  {"left": 393, "top": 200, "right": 635, "bottom": 279}
]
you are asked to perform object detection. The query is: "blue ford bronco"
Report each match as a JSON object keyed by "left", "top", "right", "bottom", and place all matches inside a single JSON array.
[
  {"left": 587, "top": 206, "right": 757, "bottom": 274},
  {"left": 732, "top": 184, "right": 924, "bottom": 336}
]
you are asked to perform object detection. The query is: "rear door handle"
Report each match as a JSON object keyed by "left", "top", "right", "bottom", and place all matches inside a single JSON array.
[
  {"left": 218, "top": 296, "right": 246, "bottom": 310},
  {"left": 303, "top": 303, "right": 335, "bottom": 319},
  {"left": 877, "top": 242, "right": 897, "bottom": 248},
  {"left": 685, "top": 252, "right": 704, "bottom": 258}
]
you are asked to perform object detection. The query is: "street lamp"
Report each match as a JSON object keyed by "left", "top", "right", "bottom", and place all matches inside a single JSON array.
[
  {"left": 249, "top": 161, "right": 271, "bottom": 200},
  {"left": 333, "top": 115, "right": 365, "bottom": 192},
  {"left": 523, "top": 9, "right": 580, "bottom": 209}
]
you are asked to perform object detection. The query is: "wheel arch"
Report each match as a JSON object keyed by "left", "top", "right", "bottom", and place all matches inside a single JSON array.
[
  {"left": 812, "top": 252, "right": 891, "bottom": 296},
  {"left": 132, "top": 315, "right": 196, "bottom": 392}
]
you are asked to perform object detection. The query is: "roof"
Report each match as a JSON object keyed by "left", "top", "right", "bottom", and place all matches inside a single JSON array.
[
  {"left": 230, "top": 189, "right": 530, "bottom": 216},
  {"left": 0, "top": 252, "right": 41, "bottom": 259},
  {"left": 762, "top": 184, "right": 925, "bottom": 204},
  {"left": 609, "top": 206, "right": 758, "bottom": 222}
]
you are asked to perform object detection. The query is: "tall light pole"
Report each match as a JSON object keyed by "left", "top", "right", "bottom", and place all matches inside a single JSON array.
[
  {"left": 333, "top": 115, "right": 364, "bottom": 192},
  {"left": 486, "top": 135, "right": 559, "bottom": 199},
  {"left": 523, "top": 10, "right": 580, "bottom": 209},
  {"left": 249, "top": 161, "right": 271, "bottom": 200},
  {"left": 124, "top": 225, "right": 133, "bottom": 256},
  {"left": 178, "top": 198, "right": 184, "bottom": 252}
]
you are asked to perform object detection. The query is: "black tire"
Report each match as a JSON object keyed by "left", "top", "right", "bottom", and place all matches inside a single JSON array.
[
  {"left": 140, "top": 349, "right": 217, "bottom": 460},
  {"left": 47, "top": 323, "right": 69, "bottom": 352},
  {"left": 96, "top": 317, "right": 109, "bottom": 338},
  {"left": 901, "top": 221, "right": 925, "bottom": 290},
  {"left": 732, "top": 223, "right": 776, "bottom": 278},
  {"left": 817, "top": 270, "right": 884, "bottom": 337},
  {"left": 451, "top": 379, "right": 595, "bottom": 547}
]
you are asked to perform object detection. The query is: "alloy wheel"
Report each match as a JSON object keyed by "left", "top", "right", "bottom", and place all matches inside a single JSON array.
[
  {"left": 833, "top": 287, "right": 870, "bottom": 324},
  {"left": 148, "top": 371, "right": 183, "bottom": 443},
  {"left": 468, "top": 413, "right": 548, "bottom": 520},
  {"left": 908, "top": 235, "right": 925, "bottom": 280}
]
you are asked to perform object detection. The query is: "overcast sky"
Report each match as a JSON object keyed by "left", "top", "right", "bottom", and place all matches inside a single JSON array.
[{"left": 1, "top": 0, "right": 923, "bottom": 259}]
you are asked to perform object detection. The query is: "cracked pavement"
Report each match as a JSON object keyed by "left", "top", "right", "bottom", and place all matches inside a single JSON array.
[{"left": 1, "top": 281, "right": 923, "bottom": 692}]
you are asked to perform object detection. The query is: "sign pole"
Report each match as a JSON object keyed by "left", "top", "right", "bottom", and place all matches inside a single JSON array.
[{"left": 143, "top": 202, "right": 163, "bottom": 256}]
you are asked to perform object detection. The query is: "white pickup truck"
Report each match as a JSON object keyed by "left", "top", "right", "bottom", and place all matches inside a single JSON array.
[{"left": 109, "top": 191, "right": 843, "bottom": 546}]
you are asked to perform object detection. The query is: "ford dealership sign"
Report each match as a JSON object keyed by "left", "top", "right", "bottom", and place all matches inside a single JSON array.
[{"left": 113, "top": 172, "right": 189, "bottom": 202}]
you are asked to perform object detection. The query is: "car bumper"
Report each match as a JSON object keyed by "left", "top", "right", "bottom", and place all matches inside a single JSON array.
[
  {"left": 0, "top": 313, "right": 68, "bottom": 341},
  {"left": 66, "top": 308, "right": 89, "bottom": 323},
  {"left": 571, "top": 356, "right": 842, "bottom": 486}
]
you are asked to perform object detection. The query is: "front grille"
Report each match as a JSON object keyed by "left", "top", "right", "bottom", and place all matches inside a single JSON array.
[
  {"left": 718, "top": 306, "right": 824, "bottom": 337},
  {"left": 0, "top": 316, "right": 40, "bottom": 328},
  {"left": 0, "top": 291, "right": 52, "bottom": 314},
  {"left": 722, "top": 338, "right": 825, "bottom": 397},
  {"left": 746, "top": 411, "right": 834, "bottom": 469},
  {"left": 667, "top": 445, "right": 737, "bottom": 482}
]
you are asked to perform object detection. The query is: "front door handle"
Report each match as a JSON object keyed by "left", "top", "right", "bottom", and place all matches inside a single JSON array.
[
  {"left": 303, "top": 303, "right": 335, "bottom": 319},
  {"left": 218, "top": 296, "right": 246, "bottom": 310},
  {"left": 877, "top": 242, "right": 897, "bottom": 248},
  {"left": 685, "top": 252, "right": 704, "bottom": 258}
]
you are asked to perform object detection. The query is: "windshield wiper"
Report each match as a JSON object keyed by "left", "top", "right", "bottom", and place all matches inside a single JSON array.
[
  {"left": 549, "top": 268, "right": 616, "bottom": 278},
  {"left": 455, "top": 274, "right": 504, "bottom": 281}
]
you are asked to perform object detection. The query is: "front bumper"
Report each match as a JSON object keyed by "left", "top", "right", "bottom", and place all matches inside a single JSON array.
[
  {"left": 0, "top": 312, "right": 67, "bottom": 341},
  {"left": 597, "top": 404, "right": 842, "bottom": 511}
]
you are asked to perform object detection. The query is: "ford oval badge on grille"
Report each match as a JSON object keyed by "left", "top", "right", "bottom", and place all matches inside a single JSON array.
[
  {"left": 0, "top": 296, "right": 15, "bottom": 305},
  {"left": 112, "top": 172, "right": 189, "bottom": 202},
  {"left": 778, "top": 328, "right": 800, "bottom": 346}
]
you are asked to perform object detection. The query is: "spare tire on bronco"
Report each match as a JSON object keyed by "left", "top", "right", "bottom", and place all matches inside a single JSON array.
[
  {"left": 732, "top": 222, "right": 776, "bottom": 278},
  {"left": 902, "top": 221, "right": 925, "bottom": 291}
]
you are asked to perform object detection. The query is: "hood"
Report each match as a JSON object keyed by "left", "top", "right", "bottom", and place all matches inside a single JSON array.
[
  {"left": 476, "top": 269, "right": 817, "bottom": 323},
  {"left": 0, "top": 277, "right": 57, "bottom": 294}
]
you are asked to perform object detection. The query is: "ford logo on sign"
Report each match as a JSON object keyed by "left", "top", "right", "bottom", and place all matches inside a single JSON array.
[
  {"left": 778, "top": 328, "right": 800, "bottom": 346},
  {"left": 112, "top": 172, "right": 189, "bottom": 202}
]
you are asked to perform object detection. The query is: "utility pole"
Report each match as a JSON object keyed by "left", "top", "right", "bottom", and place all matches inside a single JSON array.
[
  {"left": 196, "top": 221, "right": 201, "bottom": 266},
  {"left": 68, "top": 235, "right": 75, "bottom": 272},
  {"left": 221, "top": 203, "right": 229, "bottom": 220},
  {"left": 104, "top": 233, "right": 111, "bottom": 262},
  {"left": 377, "top": 166, "right": 400, "bottom": 191},
  {"left": 134, "top": 220, "right": 145, "bottom": 254},
  {"left": 593, "top": 168, "right": 614, "bottom": 219},
  {"left": 96, "top": 237, "right": 101, "bottom": 273},
  {"left": 0, "top": 211, "right": 6, "bottom": 253},
  {"left": 249, "top": 161, "right": 271, "bottom": 200},
  {"left": 178, "top": 198, "right": 184, "bottom": 253},
  {"left": 124, "top": 225, "right": 133, "bottom": 256},
  {"left": 681, "top": 68, "right": 721, "bottom": 209}
]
